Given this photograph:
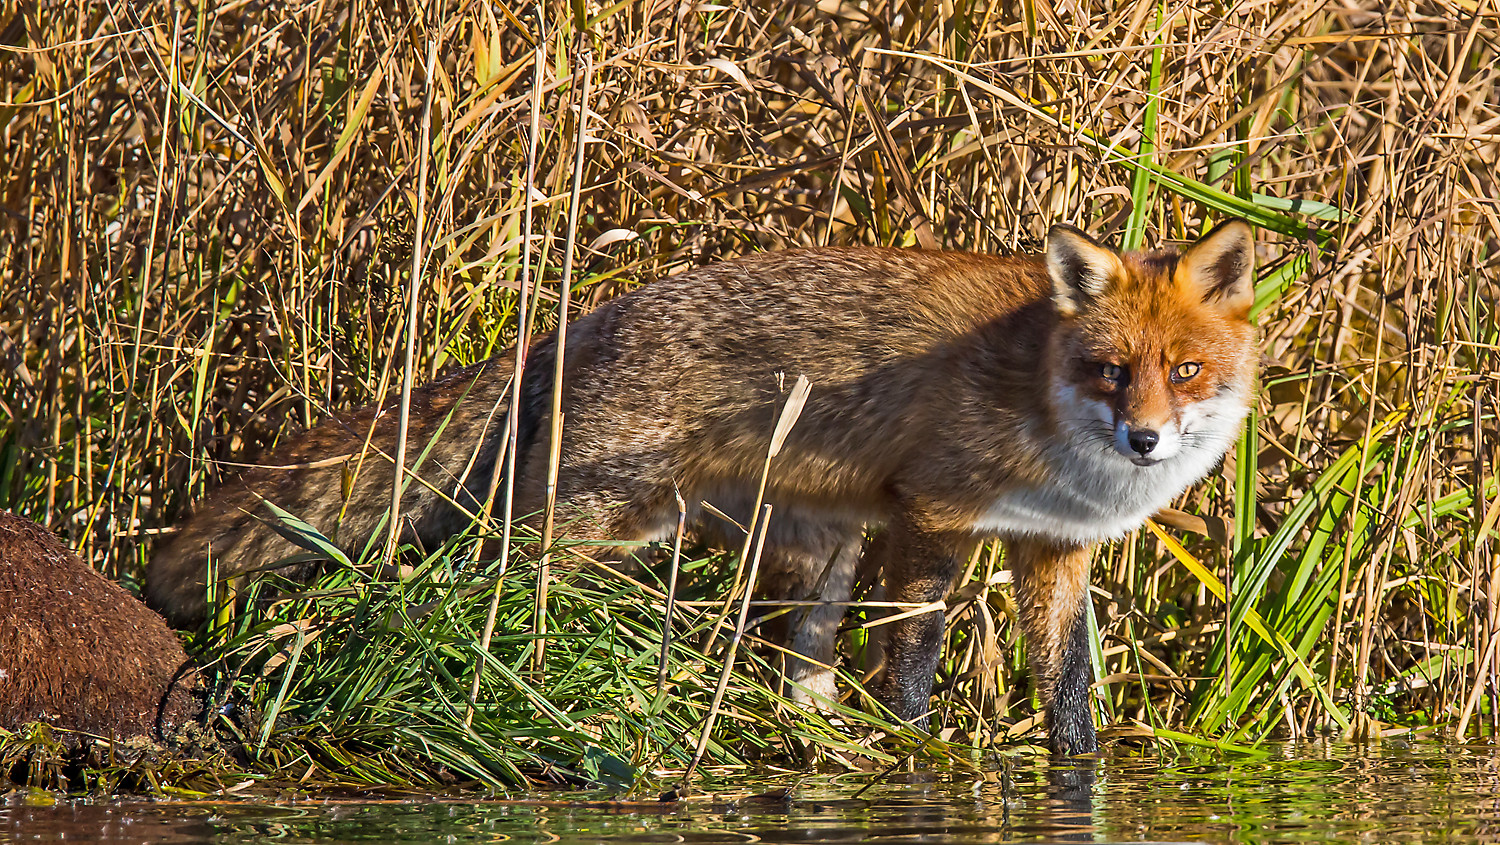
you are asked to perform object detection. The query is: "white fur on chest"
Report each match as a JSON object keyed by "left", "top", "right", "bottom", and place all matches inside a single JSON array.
[
  {"left": 973, "top": 390, "right": 1247, "bottom": 545},
  {"left": 974, "top": 448, "right": 1213, "bottom": 544}
]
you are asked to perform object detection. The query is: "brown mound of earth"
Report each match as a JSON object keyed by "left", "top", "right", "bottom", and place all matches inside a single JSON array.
[{"left": 0, "top": 511, "right": 200, "bottom": 740}]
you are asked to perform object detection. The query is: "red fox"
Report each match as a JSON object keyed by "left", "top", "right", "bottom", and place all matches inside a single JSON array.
[{"left": 146, "top": 219, "right": 1257, "bottom": 757}]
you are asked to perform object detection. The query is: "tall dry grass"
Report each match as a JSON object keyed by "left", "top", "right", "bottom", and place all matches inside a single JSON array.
[{"left": 2, "top": 0, "right": 1498, "bottom": 781}]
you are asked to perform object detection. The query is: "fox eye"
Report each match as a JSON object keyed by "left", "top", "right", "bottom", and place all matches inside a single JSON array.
[
  {"left": 1098, "top": 363, "right": 1124, "bottom": 383},
  {"left": 1172, "top": 362, "right": 1202, "bottom": 382}
]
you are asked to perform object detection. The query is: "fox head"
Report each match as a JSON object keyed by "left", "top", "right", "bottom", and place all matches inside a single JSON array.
[{"left": 1045, "top": 219, "right": 1258, "bottom": 467}]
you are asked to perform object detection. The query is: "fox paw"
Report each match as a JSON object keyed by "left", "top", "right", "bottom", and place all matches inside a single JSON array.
[{"left": 784, "top": 670, "right": 839, "bottom": 710}]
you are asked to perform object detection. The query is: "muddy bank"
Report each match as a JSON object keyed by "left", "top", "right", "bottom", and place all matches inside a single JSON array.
[{"left": 0, "top": 511, "right": 199, "bottom": 740}]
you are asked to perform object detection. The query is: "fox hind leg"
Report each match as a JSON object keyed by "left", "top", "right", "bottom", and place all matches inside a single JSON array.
[
  {"left": 694, "top": 503, "right": 863, "bottom": 709},
  {"left": 764, "top": 527, "right": 862, "bottom": 707}
]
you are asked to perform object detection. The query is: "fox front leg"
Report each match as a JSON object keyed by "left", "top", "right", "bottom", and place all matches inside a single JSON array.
[
  {"left": 873, "top": 518, "right": 976, "bottom": 729},
  {"left": 1007, "top": 537, "right": 1099, "bottom": 757}
]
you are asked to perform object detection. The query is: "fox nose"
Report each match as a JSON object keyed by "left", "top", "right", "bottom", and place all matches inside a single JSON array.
[{"left": 1127, "top": 429, "right": 1159, "bottom": 456}]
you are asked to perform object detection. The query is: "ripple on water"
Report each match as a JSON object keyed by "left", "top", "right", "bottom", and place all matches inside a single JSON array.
[{"left": 3, "top": 742, "right": 1499, "bottom": 844}]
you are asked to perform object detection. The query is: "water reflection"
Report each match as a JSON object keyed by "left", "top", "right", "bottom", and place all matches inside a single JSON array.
[{"left": 4, "top": 743, "right": 1499, "bottom": 844}]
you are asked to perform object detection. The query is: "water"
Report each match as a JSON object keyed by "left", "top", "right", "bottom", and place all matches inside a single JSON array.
[{"left": 5, "top": 742, "right": 1499, "bottom": 844}]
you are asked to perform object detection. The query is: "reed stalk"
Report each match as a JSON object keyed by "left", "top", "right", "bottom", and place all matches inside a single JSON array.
[{"left": 534, "top": 48, "right": 593, "bottom": 677}]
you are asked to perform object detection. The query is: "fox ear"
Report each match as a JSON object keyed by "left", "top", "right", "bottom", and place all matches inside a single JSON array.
[
  {"left": 1047, "top": 224, "right": 1125, "bottom": 316},
  {"left": 1176, "top": 219, "right": 1255, "bottom": 318}
]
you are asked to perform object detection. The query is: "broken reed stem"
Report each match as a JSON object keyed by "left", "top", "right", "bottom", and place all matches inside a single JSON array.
[
  {"left": 656, "top": 489, "right": 688, "bottom": 699},
  {"left": 534, "top": 47, "right": 593, "bottom": 676},
  {"left": 1350, "top": 268, "right": 1392, "bottom": 731},
  {"left": 1456, "top": 628, "right": 1500, "bottom": 739},
  {"left": 467, "top": 7, "right": 547, "bottom": 727},
  {"left": 386, "top": 32, "right": 439, "bottom": 567},
  {"left": 683, "top": 502, "right": 772, "bottom": 784}
]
